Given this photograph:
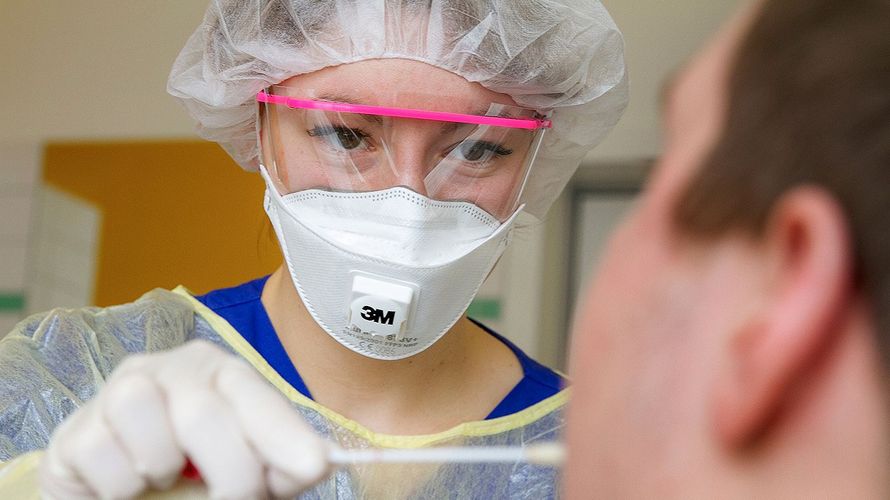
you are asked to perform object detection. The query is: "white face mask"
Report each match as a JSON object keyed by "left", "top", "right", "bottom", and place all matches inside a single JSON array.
[{"left": 260, "top": 166, "right": 520, "bottom": 360}]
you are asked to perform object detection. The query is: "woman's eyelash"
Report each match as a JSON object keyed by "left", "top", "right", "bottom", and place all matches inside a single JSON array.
[
  {"left": 460, "top": 141, "right": 513, "bottom": 156},
  {"left": 306, "top": 128, "right": 512, "bottom": 159},
  {"left": 306, "top": 125, "right": 369, "bottom": 138},
  {"left": 481, "top": 143, "right": 513, "bottom": 156}
]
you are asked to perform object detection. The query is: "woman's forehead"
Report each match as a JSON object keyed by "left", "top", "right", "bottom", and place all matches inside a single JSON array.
[{"left": 277, "top": 59, "right": 520, "bottom": 111}]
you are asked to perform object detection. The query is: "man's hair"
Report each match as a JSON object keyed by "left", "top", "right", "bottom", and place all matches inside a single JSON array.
[{"left": 674, "top": 0, "right": 890, "bottom": 367}]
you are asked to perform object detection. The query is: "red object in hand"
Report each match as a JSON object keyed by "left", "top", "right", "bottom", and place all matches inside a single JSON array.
[{"left": 182, "top": 458, "right": 202, "bottom": 481}]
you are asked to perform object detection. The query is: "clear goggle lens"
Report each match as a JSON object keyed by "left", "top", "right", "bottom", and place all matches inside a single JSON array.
[{"left": 259, "top": 86, "right": 549, "bottom": 221}]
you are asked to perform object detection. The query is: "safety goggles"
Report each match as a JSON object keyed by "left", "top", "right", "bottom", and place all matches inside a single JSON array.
[{"left": 258, "top": 86, "right": 550, "bottom": 221}]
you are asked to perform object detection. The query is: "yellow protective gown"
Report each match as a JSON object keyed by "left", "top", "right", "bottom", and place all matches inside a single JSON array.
[{"left": 0, "top": 288, "right": 567, "bottom": 499}]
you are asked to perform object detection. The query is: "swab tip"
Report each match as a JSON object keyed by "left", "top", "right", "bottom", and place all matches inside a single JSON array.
[{"left": 524, "top": 442, "right": 565, "bottom": 466}]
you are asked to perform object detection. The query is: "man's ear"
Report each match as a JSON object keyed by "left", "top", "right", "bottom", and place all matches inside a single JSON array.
[{"left": 712, "top": 186, "right": 854, "bottom": 448}]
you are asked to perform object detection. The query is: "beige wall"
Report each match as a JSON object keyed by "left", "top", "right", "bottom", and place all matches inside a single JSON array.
[
  {"left": 1, "top": 0, "right": 743, "bottom": 152},
  {"left": 589, "top": 0, "right": 744, "bottom": 162},
  {"left": 1, "top": 0, "right": 745, "bottom": 360},
  {"left": 1, "top": 1, "right": 205, "bottom": 143}
]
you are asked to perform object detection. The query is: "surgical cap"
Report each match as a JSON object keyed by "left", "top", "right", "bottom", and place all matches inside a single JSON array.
[{"left": 167, "top": 0, "right": 628, "bottom": 218}]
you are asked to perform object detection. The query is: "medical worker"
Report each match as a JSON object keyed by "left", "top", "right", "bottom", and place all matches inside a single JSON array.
[{"left": 0, "top": 1, "right": 626, "bottom": 498}]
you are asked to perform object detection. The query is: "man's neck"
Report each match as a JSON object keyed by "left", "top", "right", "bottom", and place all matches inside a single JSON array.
[{"left": 261, "top": 267, "right": 523, "bottom": 435}]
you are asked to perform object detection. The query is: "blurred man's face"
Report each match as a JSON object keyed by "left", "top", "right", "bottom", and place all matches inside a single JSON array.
[{"left": 564, "top": 9, "right": 760, "bottom": 498}]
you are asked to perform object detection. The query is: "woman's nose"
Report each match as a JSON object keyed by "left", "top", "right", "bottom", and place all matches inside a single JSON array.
[
  {"left": 382, "top": 141, "right": 432, "bottom": 197},
  {"left": 395, "top": 168, "right": 429, "bottom": 196}
]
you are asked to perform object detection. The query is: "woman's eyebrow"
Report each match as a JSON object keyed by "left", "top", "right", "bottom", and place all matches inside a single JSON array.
[
  {"left": 440, "top": 121, "right": 475, "bottom": 135},
  {"left": 315, "top": 93, "right": 520, "bottom": 130},
  {"left": 317, "top": 93, "right": 383, "bottom": 125}
]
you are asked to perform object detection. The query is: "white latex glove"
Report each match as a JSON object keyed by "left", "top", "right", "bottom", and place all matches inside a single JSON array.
[{"left": 39, "top": 340, "right": 331, "bottom": 500}]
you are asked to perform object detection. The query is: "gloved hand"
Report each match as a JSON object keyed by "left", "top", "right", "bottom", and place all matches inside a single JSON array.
[{"left": 39, "top": 340, "right": 331, "bottom": 500}]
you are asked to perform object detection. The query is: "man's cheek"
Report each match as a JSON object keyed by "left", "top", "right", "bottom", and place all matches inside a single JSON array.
[{"left": 569, "top": 283, "right": 622, "bottom": 389}]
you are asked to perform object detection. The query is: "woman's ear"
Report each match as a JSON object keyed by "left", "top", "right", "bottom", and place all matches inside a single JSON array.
[{"left": 712, "top": 186, "right": 854, "bottom": 448}]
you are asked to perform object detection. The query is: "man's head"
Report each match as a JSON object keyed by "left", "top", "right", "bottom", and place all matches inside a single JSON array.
[{"left": 565, "top": 0, "right": 890, "bottom": 497}]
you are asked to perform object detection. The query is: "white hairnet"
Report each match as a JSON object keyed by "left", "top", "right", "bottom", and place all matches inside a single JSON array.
[{"left": 167, "top": 0, "right": 628, "bottom": 218}]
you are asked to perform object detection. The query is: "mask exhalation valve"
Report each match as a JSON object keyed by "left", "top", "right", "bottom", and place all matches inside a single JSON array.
[{"left": 348, "top": 274, "right": 414, "bottom": 338}]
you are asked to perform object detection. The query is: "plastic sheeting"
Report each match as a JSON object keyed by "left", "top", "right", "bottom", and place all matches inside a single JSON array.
[{"left": 0, "top": 288, "right": 567, "bottom": 498}]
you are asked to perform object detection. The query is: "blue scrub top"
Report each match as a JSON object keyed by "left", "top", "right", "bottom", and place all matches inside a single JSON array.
[{"left": 196, "top": 276, "right": 565, "bottom": 419}]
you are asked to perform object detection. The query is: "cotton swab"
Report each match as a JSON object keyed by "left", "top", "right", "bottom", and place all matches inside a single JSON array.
[
  {"left": 327, "top": 442, "right": 565, "bottom": 467},
  {"left": 180, "top": 443, "right": 564, "bottom": 485},
  {"left": 170, "top": 443, "right": 565, "bottom": 500}
]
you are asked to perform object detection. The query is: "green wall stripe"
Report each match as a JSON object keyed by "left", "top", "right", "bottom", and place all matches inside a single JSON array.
[
  {"left": 0, "top": 293, "right": 25, "bottom": 313},
  {"left": 467, "top": 298, "right": 501, "bottom": 320}
]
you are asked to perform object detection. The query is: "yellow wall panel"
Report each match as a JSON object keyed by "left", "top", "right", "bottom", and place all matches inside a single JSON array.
[{"left": 43, "top": 141, "right": 281, "bottom": 307}]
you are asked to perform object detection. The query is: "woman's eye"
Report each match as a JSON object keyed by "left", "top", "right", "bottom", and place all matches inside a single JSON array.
[
  {"left": 308, "top": 126, "right": 369, "bottom": 151},
  {"left": 456, "top": 141, "right": 513, "bottom": 162},
  {"left": 335, "top": 128, "right": 364, "bottom": 150}
]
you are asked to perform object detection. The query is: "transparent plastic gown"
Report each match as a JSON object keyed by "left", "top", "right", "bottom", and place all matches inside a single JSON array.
[{"left": 0, "top": 288, "right": 567, "bottom": 499}]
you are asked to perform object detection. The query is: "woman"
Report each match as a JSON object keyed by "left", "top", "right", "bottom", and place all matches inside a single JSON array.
[{"left": 0, "top": 1, "right": 626, "bottom": 498}]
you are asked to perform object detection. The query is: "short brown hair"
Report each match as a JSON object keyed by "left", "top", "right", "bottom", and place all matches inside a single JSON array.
[{"left": 674, "top": 0, "right": 890, "bottom": 366}]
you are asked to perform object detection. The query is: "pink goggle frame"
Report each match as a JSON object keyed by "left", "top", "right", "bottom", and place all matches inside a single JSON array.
[{"left": 256, "top": 91, "right": 552, "bottom": 130}]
